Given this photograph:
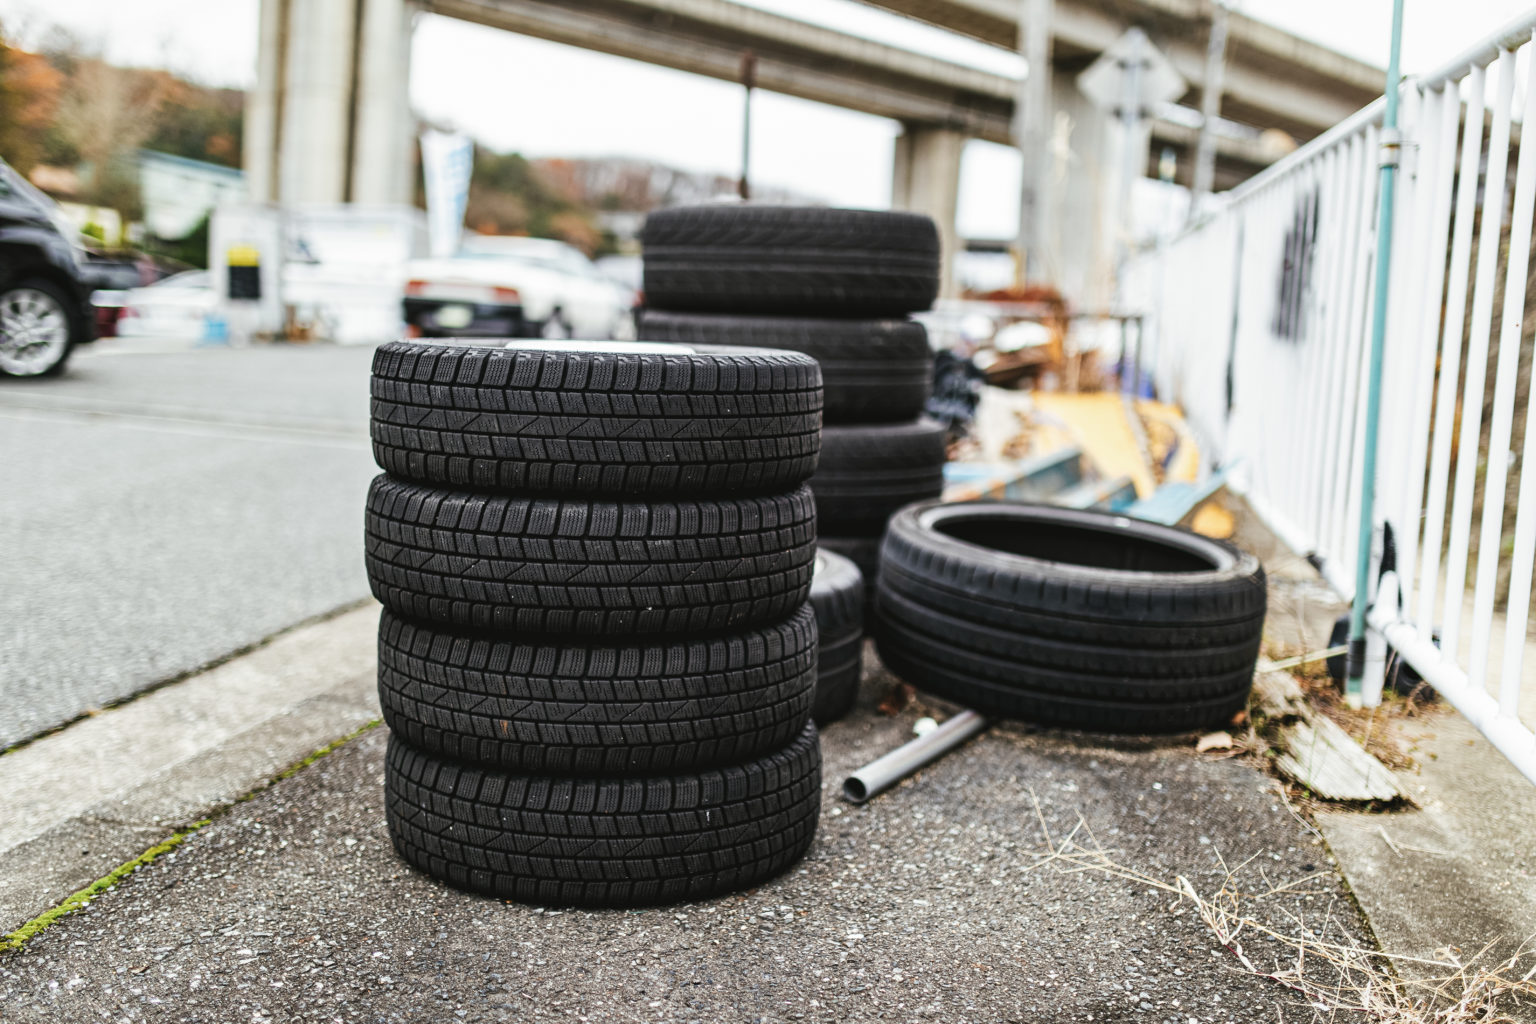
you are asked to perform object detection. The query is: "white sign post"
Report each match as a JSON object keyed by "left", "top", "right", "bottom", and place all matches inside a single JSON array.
[
  {"left": 1078, "top": 29, "right": 1186, "bottom": 280},
  {"left": 420, "top": 130, "right": 474, "bottom": 259}
]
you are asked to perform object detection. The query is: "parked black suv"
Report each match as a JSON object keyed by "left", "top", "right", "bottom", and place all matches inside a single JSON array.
[{"left": 0, "top": 159, "right": 94, "bottom": 377}]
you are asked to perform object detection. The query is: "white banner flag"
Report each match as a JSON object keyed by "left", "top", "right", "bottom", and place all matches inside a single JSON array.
[{"left": 421, "top": 130, "right": 474, "bottom": 259}]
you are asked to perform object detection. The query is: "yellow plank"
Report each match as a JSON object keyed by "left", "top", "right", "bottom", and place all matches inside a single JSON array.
[{"left": 1032, "top": 393, "right": 1156, "bottom": 497}]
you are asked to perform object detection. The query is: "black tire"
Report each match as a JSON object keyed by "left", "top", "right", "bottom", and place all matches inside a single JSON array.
[
  {"left": 0, "top": 278, "right": 78, "bottom": 378},
  {"left": 385, "top": 723, "right": 822, "bottom": 908},
  {"left": 365, "top": 476, "right": 817, "bottom": 636},
  {"left": 812, "top": 418, "right": 947, "bottom": 533},
  {"left": 641, "top": 205, "right": 940, "bottom": 316},
  {"left": 377, "top": 605, "right": 817, "bottom": 775},
  {"left": 874, "top": 502, "right": 1266, "bottom": 733},
  {"left": 370, "top": 340, "right": 822, "bottom": 497},
  {"left": 819, "top": 534, "right": 881, "bottom": 628},
  {"left": 637, "top": 311, "right": 931, "bottom": 423},
  {"left": 809, "top": 549, "right": 864, "bottom": 725}
]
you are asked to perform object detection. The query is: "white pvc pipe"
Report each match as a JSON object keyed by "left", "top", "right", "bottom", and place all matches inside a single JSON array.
[
  {"left": 1442, "top": 50, "right": 1515, "bottom": 668},
  {"left": 1419, "top": 65, "right": 1487, "bottom": 634},
  {"left": 1240, "top": 478, "right": 1536, "bottom": 784},
  {"left": 1374, "top": 608, "right": 1536, "bottom": 787}
]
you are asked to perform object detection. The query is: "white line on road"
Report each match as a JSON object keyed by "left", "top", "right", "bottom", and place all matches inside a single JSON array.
[{"left": 0, "top": 406, "right": 371, "bottom": 452}]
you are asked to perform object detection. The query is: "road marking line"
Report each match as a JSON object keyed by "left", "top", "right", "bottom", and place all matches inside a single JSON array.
[{"left": 0, "top": 406, "right": 371, "bottom": 452}]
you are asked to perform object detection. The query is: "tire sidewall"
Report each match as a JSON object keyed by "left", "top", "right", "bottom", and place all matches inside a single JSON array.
[{"left": 888, "top": 500, "right": 1259, "bottom": 592}]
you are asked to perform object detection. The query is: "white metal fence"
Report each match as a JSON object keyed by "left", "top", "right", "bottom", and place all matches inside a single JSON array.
[{"left": 1122, "top": 13, "right": 1536, "bottom": 785}]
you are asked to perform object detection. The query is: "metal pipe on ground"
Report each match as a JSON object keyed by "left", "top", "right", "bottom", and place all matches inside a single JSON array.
[{"left": 842, "top": 710, "right": 990, "bottom": 804}]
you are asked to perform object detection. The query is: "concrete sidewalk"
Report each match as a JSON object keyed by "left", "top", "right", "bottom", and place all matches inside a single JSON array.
[{"left": 0, "top": 644, "right": 1371, "bottom": 1024}]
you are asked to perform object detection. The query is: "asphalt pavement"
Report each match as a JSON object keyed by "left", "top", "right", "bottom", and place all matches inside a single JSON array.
[
  {"left": 0, "top": 339, "right": 380, "bottom": 748},
  {"left": 0, "top": 649, "right": 1370, "bottom": 1024}
]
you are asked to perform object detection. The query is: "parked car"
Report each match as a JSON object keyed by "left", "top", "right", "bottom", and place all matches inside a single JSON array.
[
  {"left": 402, "top": 235, "right": 637, "bottom": 340},
  {"left": 81, "top": 255, "right": 164, "bottom": 338},
  {"left": 0, "top": 159, "right": 95, "bottom": 376},
  {"left": 117, "top": 270, "right": 218, "bottom": 342}
]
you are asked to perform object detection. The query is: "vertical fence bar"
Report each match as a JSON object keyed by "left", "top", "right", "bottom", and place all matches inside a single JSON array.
[
  {"left": 1396, "top": 83, "right": 1462, "bottom": 615},
  {"left": 1498, "top": 347, "right": 1536, "bottom": 716},
  {"left": 1420, "top": 66, "right": 1487, "bottom": 635},
  {"left": 1295, "top": 148, "right": 1340, "bottom": 544},
  {"left": 1332, "top": 126, "right": 1381, "bottom": 583},
  {"left": 1373, "top": 83, "right": 1426, "bottom": 624},
  {"left": 1319, "top": 135, "right": 1374, "bottom": 573},
  {"left": 1469, "top": 38, "right": 1536, "bottom": 695},
  {"left": 1309, "top": 141, "right": 1360, "bottom": 553},
  {"left": 1442, "top": 52, "right": 1516, "bottom": 666},
  {"left": 1274, "top": 176, "right": 1308, "bottom": 516}
]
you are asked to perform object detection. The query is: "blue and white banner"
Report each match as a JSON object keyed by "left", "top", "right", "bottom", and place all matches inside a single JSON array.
[{"left": 421, "top": 130, "right": 474, "bottom": 259}]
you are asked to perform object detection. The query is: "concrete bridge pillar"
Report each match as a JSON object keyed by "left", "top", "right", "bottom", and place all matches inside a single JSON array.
[
  {"left": 245, "top": 0, "right": 417, "bottom": 206},
  {"left": 891, "top": 125, "right": 965, "bottom": 300}
]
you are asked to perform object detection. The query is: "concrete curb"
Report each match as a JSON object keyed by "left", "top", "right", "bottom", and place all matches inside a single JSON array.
[{"left": 0, "top": 603, "right": 382, "bottom": 932}]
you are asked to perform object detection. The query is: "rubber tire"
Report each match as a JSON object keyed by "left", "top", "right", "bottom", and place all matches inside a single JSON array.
[
  {"left": 809, "top": 549, "right": 864, "bottom": 725},
  {"left": 819, "top": 534, "right": 881, "bottom": 629},
  {"left": 641, "top": 205, "right": 940, "bottom": 316},
  {"left": 365, "top": 476, "right": 817, "bottom": 636},
  {"left": 637, "top": 311, "right": 931, "bottom": 423},
  {"left": 812, "top": 418, "right": 947, "bottom": 533},
  {"left": 377, "top": 605, "right": 817, "bottom": 775},
  {"left": 370, "top": 339, "right": 823, "bottom": 497},
  {"left": 0, "top": 278, "right": 77, "bottom": 378},
  {"left": 874, "top": 502, "right": 1266, "bottom": 734},
  {"left": 385, "top": 723, "right": 822, "bottom": 908}
]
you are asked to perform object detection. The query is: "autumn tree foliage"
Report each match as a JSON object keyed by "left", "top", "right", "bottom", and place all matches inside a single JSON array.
[{"left": 0, "top": 22, "right": 242, "bottom": 219}]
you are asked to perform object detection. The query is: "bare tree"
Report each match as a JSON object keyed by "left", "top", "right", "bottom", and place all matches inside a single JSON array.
[{"left": 52, "top": 53, "right": 171, "bottom": 205}]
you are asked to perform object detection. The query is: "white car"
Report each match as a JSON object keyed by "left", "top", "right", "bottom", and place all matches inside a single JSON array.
[
  {"left": 116, "top": 271, "right": 218, "bottom": 342},
  {"left": 403, "top": 236, "right": 637, "bottom": 340}
]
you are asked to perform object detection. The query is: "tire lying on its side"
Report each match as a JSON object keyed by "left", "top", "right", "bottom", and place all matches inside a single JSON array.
[
  {"left": 385, "top": 723, "right": 822, "bottom": 908},
  {"left": 641, "top": 205, "right": 940, "bottom": 316},
  {"left": 365, "top": 476, "right": 817, "bottom": 636},
  {"left": 808, "top": 549, "right": 864, "bottom": 725},
  {"left": 812, "top": 418, "right": 947, "bottom": 534},
  {"left": 370, "top": 339, "right": 823, "bottom": 497},
  {"left": 875, "top": 502, "right": 1266, "bottom": 734},
  {"left": 377, "top": 605, "right": 817, "bottom": 775},
  {"left": 637, "top": 311, "right": 932, "bottom": 423}
]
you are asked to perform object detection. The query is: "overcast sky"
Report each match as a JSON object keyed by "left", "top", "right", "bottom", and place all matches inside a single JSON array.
[{"left": 2, "top": 0, "right": 1534, "bottom": 236}]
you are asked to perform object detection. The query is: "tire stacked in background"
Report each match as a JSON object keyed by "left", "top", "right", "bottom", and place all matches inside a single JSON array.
[
  {"left": 366, "top": 339, "right": 826, "bottom": 908},
  {"left": 639, "top": 205, "right": 947, "bottom": 716}
]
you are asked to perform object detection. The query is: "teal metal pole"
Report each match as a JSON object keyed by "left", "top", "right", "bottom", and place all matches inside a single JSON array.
[{"left": 1346, "top": 0, "right": 1406, "bottom": 703}]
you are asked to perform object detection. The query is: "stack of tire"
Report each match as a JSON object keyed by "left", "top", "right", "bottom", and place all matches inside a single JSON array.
[
  {"left": 639, "top": 204, "right": 948, "bottom": 715},
  {"left": 365, "top": 338, "right": 827, "bottom": 908}
]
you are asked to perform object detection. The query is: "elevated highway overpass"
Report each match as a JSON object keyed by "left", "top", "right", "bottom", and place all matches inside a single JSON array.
[{"left": 245, "top": 0, "right": 1383, "bottom": 300}]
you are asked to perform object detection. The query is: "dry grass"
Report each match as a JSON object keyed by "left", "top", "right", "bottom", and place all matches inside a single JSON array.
[
  {"left": 1288, "top": 658, "right": 1443, "bottom": 774},
  {"left": 1025, "top": 790, "right": 1536, "bottom": 1022}
]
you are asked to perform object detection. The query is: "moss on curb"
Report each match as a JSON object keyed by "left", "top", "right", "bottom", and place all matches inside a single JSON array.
[{"left": 0, "top": 718, "right": 382, "bottom": 955}]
